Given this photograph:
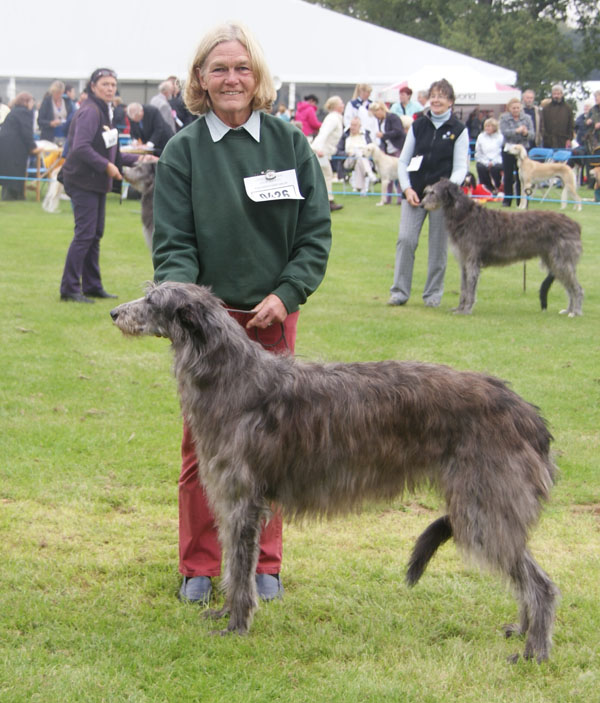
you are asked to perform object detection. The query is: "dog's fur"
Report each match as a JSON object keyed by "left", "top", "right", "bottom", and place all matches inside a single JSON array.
[
  {"left": 111, "top": 282, "right": 559, "bottom": 661},
  {"left": 504, "top": 144, "right": 582, "bottom": 212},
  {"left": 122, "top": 162, "right": 156, "bottom": 250},
  {"left": 364, "top": 142, "right": 400, "bottom": 206},
  {"left": 421, "top": 179, "right": 583, "bottom": 316}
]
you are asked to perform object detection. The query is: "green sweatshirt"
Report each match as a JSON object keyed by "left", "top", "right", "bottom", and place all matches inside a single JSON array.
[{"left": 152, "top": 112, "right": 331, "bottom": 312}]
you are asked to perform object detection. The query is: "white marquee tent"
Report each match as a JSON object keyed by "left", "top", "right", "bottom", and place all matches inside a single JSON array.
[
  {"left": 377, "top": 66, "right": 521, "bottom": 106},
  {"left": 2, "top": 0, "right": 517, "bottom": 99}
]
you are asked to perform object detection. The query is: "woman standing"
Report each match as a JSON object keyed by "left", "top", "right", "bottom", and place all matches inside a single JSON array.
[
  {"left": 474, "top": 117, "right": 504, "bottom": 194},
  {"left": 370, "top": 100, "right": 406, "bottom": 204},
  {"left": 37, "top": 80, "right": 71, "bottom": 143},
  {"left": 311, "top": 95, "right": 345, "bottom": 211},
  {"left": 0, "top": 92, "right": 39, "bottom": 201},
  {"left": 59, "top": 68, "right": 138, "bottom": 303},
  {"left": 152, "top": 22, "right": 331, "bottom": 605},
  {"left": 499, "top": 98, "right": 533, "bottom": 207},
  {"left": 389, "top": 79, "right": 468, "bottom": 307}
]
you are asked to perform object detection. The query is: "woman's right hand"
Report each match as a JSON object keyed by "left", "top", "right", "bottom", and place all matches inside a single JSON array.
[
  {"left": 106, "top": 162, "right": 122, "bottom": 180},
  {"left": 404, "top": 187, "right": 420, "bottom": 206}
]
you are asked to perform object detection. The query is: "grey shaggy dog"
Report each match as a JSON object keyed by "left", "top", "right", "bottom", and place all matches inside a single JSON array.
[
  {"left": 122, "top": 162, "right": 156, "bottom": 250},
  {"left": 421, "top": 179, "right": 583, "bottom": 316},
  {"left": 110, "top": 282, "right": 559, "bottom": 662}
]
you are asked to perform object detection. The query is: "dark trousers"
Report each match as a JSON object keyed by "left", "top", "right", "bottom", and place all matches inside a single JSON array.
[
  {"left": 501, "top": 151, "right": 521, "bottom": 206},
  {"left": 60, "top": 187, "right": 106, "bottom": 296},
  {"left": 476, "top": 162, "right": 503, "bottom": 192}
]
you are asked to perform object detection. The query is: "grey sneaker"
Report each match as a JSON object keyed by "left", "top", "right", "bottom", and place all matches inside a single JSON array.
[
  {"left": 179, "top": 576, "right": 212, "bottom": 604},
  {"left": 387, "top": 296, "right": 407, "bottom": 306},
  {"left": 256, "top": 573, "right": 284, "bottom": 601}
]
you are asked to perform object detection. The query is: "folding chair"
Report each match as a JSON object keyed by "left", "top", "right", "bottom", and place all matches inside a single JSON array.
[
  {"left": 538, "top": 149, "right": 572, "bottom": 203},
  {"left": 527, "top": 147, "right": 553, "bottom": 162}
]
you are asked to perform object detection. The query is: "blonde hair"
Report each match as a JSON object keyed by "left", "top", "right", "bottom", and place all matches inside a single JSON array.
[
  {"left": 352, "top": 83, "right": 372, "bottom": 99},
  {"left": 484, "top": 117, "right": 499, "bottom": 132},
  {"left": 506, "top": 97, "right": 521, "bottom": 109},
  {"left": 324, "top": 95, "right": 343, "bottom": 112},
  {"left": 368, "top": 101, "right": 388, "bottom": 114},
  {"left": 49, "top": 80, "right": 65, "bottom": 95},
  {"left": 184, "top": 22, "right": 276, "bottom": 115}
]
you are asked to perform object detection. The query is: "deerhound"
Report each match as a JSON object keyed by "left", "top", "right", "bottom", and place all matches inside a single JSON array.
[
  {"left": 110, "top": 282, "right": 559, "bottom": 661},
  {"left": 122, "top": 161, "right": 156, "bottom": 250},
  {"left": 504, "top": 144, "right": 582, "bottom": 212},
  {"left": 421, "top": 179, "right": 583, "bottom": 316}
]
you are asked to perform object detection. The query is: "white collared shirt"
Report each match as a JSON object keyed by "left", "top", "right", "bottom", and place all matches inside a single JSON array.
[{"left": 204, "top": 110, "right": 261, "bottom": 143}]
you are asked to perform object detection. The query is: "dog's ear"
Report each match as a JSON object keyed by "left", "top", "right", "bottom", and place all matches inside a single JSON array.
[{"left": 173, "top": 296, "right": 208, "bottom": 347}]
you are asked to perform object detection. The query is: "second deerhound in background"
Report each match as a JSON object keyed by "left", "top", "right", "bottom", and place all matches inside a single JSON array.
[{"left": 421, "top": 179, "right": 583, "bottom": 316}]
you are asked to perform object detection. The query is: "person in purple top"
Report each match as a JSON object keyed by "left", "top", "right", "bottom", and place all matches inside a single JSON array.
[{"left": 59, "top": 68, "right": 140, "bottom": 303}]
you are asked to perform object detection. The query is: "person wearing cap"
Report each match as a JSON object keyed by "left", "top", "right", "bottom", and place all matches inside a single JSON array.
[{"left": 59, "top": 68, "right": 140, "bottom": 303}]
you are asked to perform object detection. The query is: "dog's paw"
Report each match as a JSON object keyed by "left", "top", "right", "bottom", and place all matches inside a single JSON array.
[
  {"left": 203, "top": 607, "right": 229, "bottom": 621},
  {"left": 503, "top": 623, "right": 524, "bottom": 639}
]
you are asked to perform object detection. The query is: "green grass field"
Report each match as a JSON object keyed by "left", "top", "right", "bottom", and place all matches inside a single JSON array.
[{"left": 1, "top": 184, "right": 599, "bottom": 702}]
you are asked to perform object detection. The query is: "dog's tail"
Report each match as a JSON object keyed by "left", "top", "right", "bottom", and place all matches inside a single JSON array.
[
  {"left": 406, "top": 515, "right": 453, "bottom": 586},
  {"left": 539, "top": 273, "right": 555, "bottom": 310}
]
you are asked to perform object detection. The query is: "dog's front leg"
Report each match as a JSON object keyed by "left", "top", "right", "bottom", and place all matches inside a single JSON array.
[
  {"left": 456, "top": 261, "right": 480, "bottom": 314},
  {"left": 214, "top": 498, "right": 263, "bottom": 635},
  {"left": 453, "top": 264, "right": 469, "bottom": 313},
  {"left": 519, "top": 181, "right": 529, "bottom": 210},
  {"left": 377, "top": 179, "right": 389, "bottom": 206}
]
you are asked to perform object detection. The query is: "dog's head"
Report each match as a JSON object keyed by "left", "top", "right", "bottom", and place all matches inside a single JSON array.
[
  {"left": 363, "top": 143, "right": 378, "bottom": 158},
  {"left": 122, "top": 161, "right": 156, "bottom": 193},
  {"left": 504, "top": 143, "right": 525, "bottom": 159},
  {"left": 110, "top": 282, "right": 225, "bottom": 345},
  {"left": 421, "top": 178, "right": 463, "bottom": 211}
]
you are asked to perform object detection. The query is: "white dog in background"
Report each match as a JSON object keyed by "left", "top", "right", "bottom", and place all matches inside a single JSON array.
[
  {"left": 505, "top": 143, "right": 582, "bottom": 212},
  {"left": 363, "top": 143, "right": 400, "bottom": 206}
]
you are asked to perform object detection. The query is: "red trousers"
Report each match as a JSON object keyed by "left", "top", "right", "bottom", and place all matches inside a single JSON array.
[{"left": 178, "top": 309, "right": 299, "bottom": 577}]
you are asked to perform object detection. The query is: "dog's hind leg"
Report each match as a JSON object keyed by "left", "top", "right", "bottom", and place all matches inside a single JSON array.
[
  {"left": 507, "top": 550, "right": 559, "bottom": 662},
  {"left": 212, "top": 498, "right": 264, "bottom": 635},
  {"left": 554, "top": 264, "right": 584, "bottom": 317}
]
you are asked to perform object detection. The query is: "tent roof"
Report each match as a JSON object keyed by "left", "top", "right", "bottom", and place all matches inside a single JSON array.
[{"left": 3, "top": 0, "right": 516, "bottom": 87}]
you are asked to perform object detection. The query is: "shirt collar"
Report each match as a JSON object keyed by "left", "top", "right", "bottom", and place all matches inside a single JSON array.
[{"left": 205, "top": 110, "right": 261, "bottom": 143}]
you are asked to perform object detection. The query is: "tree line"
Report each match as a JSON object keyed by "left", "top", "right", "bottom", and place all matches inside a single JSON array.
[{"left": 307, "top": 0, "right": 600, "bottom": 98}]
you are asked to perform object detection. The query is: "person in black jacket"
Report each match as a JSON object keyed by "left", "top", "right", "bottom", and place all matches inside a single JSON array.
[
  {"left": 389, "top": 79, "right": 469, "bottom": 308},
  {"left": 0, "top": 92, "right": 40, "bottom": 200},
  {"left": 59, "top": 68, "right": 139, "bottom": 303},
  {"left": 126, "top": 103, "right": 174, "bottom": 156}
]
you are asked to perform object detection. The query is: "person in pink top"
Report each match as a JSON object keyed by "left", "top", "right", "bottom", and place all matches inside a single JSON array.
[{"left": 295, "top": 94, "right": 321, "bottom": 138}]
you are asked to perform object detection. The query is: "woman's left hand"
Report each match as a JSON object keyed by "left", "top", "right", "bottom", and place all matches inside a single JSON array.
[
  {"left": 106, "top": 162, "right": 122, "bottom": 180},
  {"left": 247, "top": 294, "right": 287, "bottom": 329}
]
